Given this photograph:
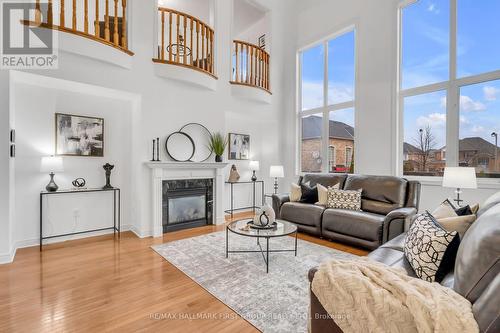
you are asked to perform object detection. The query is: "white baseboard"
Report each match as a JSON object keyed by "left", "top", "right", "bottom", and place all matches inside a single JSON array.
[{"left": 0, "top": 224, "right": 138, "bottom": 265}]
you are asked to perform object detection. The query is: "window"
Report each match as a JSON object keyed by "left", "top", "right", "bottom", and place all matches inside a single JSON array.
[
  {"left": 400, "top": 0, "right": 500, "bottom": 178},
  {"left": 299, "top": 29, "right": 356, "bottom": 174}
]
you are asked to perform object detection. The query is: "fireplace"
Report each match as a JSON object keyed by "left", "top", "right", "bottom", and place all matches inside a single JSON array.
[{"left": 162, "top": 179, "right": 213, "bottom": 232}]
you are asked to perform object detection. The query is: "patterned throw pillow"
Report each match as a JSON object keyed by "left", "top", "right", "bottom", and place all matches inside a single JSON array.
[
  {"left": 404, "top": 212, "right": 460, "bottom": 283},
  {"left": 327, "top": 188, "right": 362, "bottom": 211},
  {"left": 316, "top": 183, "right": 340, "bottom": 206}
]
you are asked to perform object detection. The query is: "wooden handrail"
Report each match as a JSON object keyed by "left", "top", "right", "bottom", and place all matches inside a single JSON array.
[
  {"left": 22, "top": 0, "right": 132, "bottom": 55},
  {"left": 231, "top": 40, "right": 271, "bottom": 94},
  {"left": 155, "top": 7, "right": 216, "bottom": 78}
]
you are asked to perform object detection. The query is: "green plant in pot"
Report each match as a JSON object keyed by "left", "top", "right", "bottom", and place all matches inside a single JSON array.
[{"left": 209, "top": 132, "right": 227, "bottom": 162}]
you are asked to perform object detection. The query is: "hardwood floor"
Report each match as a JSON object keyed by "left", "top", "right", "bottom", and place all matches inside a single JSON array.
[{"left": 0, "top": 214, "right": 367, "bottom": 332}]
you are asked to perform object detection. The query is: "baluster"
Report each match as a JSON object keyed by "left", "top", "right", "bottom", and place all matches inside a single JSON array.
[
  {"left": 105, "top": 0, "right": 110, "bottom": 41},
  {"left": 35, "top": 0, "right": 41, "bottom": 24},
  {"left": 258, "top": 49, "right": 262, "bottom": 87},
  {"left": 263, "top": 53, "right": 266, "bottom": 89},
  {"left": 246, "top": 45, "right": 250, "bottom": 83},
  {"left": 72, "top": 0, "right": 76, "bottom": 30},
  {"left": 121, "top": 0, "right": 127, "bottom": 48},
  {"left": 60, "top": 0, "right": 65, "bottom": 27},
  {"left": 94, "top": 0, "right": 100, "bottom": 37},
  {"left": 183, "top": 16, "right": 187, "bottom": 64},
  {"left": 168, "top": 12, "right": 172, "bottom": 61},
  {"left": 240, "top": 44, "right": 245, "bottom": 82},
  {"left": 250, "top": 46, "right": 254, "bottom": 84},
  {"left": 210, "top": 29, "right": 214, "bottom": 73},
  {"left": 235, "top": 42, "right": 239, "bottom": 81},
  {"left": 48, "top": 0, "right": 53, "bottom": 26},
  {"left": 196, "top": 21, "right": 200, "bottom": 67},
  {"left": 265, "top": 53, "right": 269, "bottom": 89},
  {"left": 161, "top": 11, "right": 165, "bottom": 60},
  {"left": 190, "top": 19, "right": 193, "bottom": 65},
  {"left": 201, "top": 25, "right": 205, "bottom": 70},
  {"left": 176, "top": 13, "right": 180, "bottom": 62},
  {"left": 113, "top": 0, "right": 119, "bottom": 45},
  {"left": 206, "top": 29, "right": 211, "bottom": 72},
  {"left": 84, "top": 0, "right": 88, "bottom": 33}
]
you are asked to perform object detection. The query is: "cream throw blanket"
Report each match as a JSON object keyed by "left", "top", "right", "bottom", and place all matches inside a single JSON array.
[{"left": 311, "top": 258, "right": 479, "bottom": 333}]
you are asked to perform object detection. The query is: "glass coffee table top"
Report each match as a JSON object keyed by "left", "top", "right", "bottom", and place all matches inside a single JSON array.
[{"left": 227, "top": 219, "right": 297, "bottom": 238}]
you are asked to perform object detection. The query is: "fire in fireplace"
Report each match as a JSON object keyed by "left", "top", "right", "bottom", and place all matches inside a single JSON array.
[{"left": 162, "top": 179, "right": 213, "bottom": 232}]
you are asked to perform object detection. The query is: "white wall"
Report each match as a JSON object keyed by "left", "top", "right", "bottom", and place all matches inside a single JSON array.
[
  {"left": 159, "top": 0, "right": 213, "bottom": 25},
  {"left": 0, "top": 71, "right": 12, "bottom": 262},
  {"left": 13, "top": 83, "right": 133, "bottom": 245},
  {"left": 1, "top": 0, "right": 294, "bottom": 261},
  {"left": 283, "top": 0, "right": 500, "bottom": 211}
]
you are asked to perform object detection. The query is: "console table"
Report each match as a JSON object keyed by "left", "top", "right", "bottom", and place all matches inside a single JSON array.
[
  {"left": 225, "top": 181, "right": 264, "bottom": 218},
  {"left": 39, "top": 188, "right": 121, "bottom": 251}
]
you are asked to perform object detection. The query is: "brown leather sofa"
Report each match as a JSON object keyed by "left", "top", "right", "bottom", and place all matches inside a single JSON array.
[
  {"left": 272, "top": 174, "right": 421, "bottom": 250},
  {"left": 308, "top": 197, "right": 500, "bottom": 333}
]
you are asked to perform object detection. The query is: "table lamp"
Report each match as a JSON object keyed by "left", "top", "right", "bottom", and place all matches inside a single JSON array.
[
  {"left": 40, "top": 156, "right": 64, "bottom": 192},
  {"left": 270, "top": 165, "right": 284, "bottom": 194},
  {"left": 442, "top": 167, "right": 477, "bottom": 206},
  {"left": 249, "top": 160, "right": 260, "bottom": 181}
]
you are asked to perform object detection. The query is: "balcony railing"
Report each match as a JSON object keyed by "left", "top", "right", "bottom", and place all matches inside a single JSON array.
[
  {"left": 153, "top": 7, "right": 216, "bottom": 79},
  {"left": 231, "top": 40, "right": 270, "bottom": 94},
  {"left": 24, "top": 0, "right": 132, "bottom": 55}
]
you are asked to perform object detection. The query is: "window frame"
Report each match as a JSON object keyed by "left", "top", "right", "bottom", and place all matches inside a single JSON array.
[
  {"left": 297, "top": 25, "right": 358, "bottom": 175},
  {"left": 397, "top": 0, "right": 500, "bottom": 183}
]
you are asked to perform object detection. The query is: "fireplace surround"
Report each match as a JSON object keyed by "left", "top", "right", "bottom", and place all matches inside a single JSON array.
[{"left": 147, "top": 162, "right": 228, "bottom": 237}]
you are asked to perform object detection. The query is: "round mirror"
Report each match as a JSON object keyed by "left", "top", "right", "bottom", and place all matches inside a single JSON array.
[
  {"left": 165, "top": 132, "right": 195, "bottom": 162},
  {"left": 180, "top": 123, "right": 213, "bottom": 162}
]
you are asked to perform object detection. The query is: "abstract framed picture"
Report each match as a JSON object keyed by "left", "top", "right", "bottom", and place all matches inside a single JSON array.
[
  {"left": 228, "top": 133, "right": 250, "bottom": 160},
  {"left": 55, "top": 113, "right": 104, "bottom": 157}
]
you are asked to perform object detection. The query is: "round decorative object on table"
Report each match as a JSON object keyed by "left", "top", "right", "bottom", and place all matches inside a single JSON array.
[
  {"left": 246, "top": 220, "right": 277, "bottom": 230},
  {"left": 165, "top": 131, "right": 195, "bottom": 162},
  {"left": 179, "top": 123, "right": 213, "bottom": 162},
  {"left": 72, "top": 178, "right": 86, "bottom": 188}
]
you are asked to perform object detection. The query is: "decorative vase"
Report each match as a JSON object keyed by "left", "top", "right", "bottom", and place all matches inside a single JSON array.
[
  {"left": 46, "top": 173, "right": 59, "bottom": 192},
  {"left": 215, "top": 155, "right": 222, "bottom": 162},
  {"left": 253, "top": 204, "right": 276, "bottom": 226},
  {"left": 228, "top": 164, "right": 240, "bottom": 182}
]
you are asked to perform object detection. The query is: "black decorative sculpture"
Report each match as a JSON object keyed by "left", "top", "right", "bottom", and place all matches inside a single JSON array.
[
  {"left": 102, "top": 163, "right": 115, "bottom": 189},
  {"left": 72, "top": 178, "right": 86, "bottom": 189}
]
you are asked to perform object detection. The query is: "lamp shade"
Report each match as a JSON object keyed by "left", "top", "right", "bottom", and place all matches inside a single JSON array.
[
  {"left": 249, "top": 160, "right": 260, "bottom": 171},
  {"left": 442, "top": 167, "right": 477, "bottom": 189},
  {"left": 40, "top": 156, "right": 64, "bottom": 173},
  {"left": 269, "top": 165, "right": 284, "bottom": 178}
]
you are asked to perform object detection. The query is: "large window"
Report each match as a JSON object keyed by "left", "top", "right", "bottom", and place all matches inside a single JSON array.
[
  {"left": 299, "top": 29, "right": 356, "bottom": 173},
  {"left": 400, "top": 0, "right": 500, "bottom": 178}
]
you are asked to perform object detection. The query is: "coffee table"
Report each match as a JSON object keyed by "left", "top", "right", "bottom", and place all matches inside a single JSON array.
[{"left": 226, "top": 219, "right": 298, "bottom": 273}]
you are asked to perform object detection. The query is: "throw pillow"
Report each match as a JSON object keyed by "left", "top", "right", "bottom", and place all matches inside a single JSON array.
[
  {"left": 404, "top": 212, "right": 460, "bottom": 283},
  {"left": 431, "top": 200, "right": 458, "bottom": 219},
  {"left": 327, "top": 188, "right": 362, "bottom": 211},
  {"left": 290, "top": 183, "right": 301, "bottom": 202},
  {"left": 436, "top": 214, "right": 476, "bottom": 239},
  {"left": 316, "top": 183, "right": 340, "bottom": 206},
  {"left": 300, "top": 183, "right": 318, "bottom": 204}
]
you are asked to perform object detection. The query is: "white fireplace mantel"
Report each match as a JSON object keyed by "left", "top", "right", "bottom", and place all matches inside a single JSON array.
[{"left": 146, "top": 161, "right": 229, "bottom": 237}]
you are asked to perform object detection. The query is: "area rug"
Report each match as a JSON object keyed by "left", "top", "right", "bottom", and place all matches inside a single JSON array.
[{"left": 151, "top": 231, "right": 357, "bottom": 333}]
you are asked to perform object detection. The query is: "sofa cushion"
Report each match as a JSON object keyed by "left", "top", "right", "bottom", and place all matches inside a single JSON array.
[
  {"left": 326, "top": 188, "right": 362, "bottom": 211},
  {"left": 280, "top": 202, "right": 325, "bottom": 227},
  {"left": 476, "top": 191, "right": 500, "bottom": 217},
  {"left": 300, "top": 173, "right": 347, "bottom": 189},
  {"left": 344, "top": 175, "right": 407, "bottom": 215},
  {"left": 322, "top": 209, "right": 384, "bottom": 241},
  {"left": 454, "top": 202, "right": 500, "bottom": 303}
]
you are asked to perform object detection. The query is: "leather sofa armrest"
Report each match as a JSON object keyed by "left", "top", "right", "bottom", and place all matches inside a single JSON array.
[
  {"left": 272, "top": 194, "right": 290, "bottom": 219},
  {"left": 382, "top": 207, "right": 417, "bottom": 243},
  {"left": 308, "top": 267, "right": 318, "bottom": 282}
]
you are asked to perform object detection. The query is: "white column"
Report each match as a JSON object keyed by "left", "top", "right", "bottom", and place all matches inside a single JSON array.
[
  {"left": 214, "top": 167, "right": 225, "bottom": 225},
  {"left": 152, "top": 168, "right": 163, "bottom": 237}
]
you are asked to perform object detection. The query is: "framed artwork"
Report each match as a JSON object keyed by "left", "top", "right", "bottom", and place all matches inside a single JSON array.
[
  {"left": 55, "top": 113, "right": 104, "bottom": 157},
  {"left": 228, "top": 133, "right": 250, "bottom": 160}
]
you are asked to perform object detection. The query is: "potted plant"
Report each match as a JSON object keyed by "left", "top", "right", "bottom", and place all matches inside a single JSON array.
[{"left": 209, "top": 132, "right": 227, "bottom": 162}]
